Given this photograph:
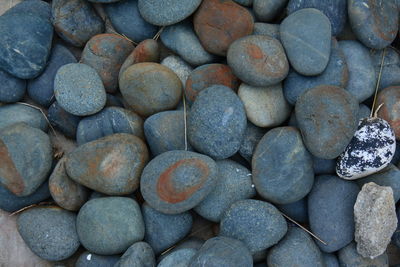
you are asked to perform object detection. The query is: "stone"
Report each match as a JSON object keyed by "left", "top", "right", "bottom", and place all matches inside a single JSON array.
[
  {"left": 233, "top": 0, "right": 253, "bottom": 6},
  {"left": 81, "top": 33, "right": 134, "bottom": 93},
  {"left": 66, "top": 133, "right": 148, "bottom": 195},
  {"left": 188, "top": 85, "right": 247, "bottom": 159},
  {"left": 338, "top": 242, "right": 389, "bottom": 267},
  {"left": 287, "top": 0, "right": 347, "bottom": 36},
  {"left": 161, "top": 55, "right": 193, "bottom": 86},
  {"left": 313, "top": 156, "right": 336, "bottom": 175},
  {"left": 0, "top": 69, "right": 26, "bottom": 103},
  {"left": 239, "top": 122, "right": 266, "bottom": 162},
  {"left": 393, "top": 206, "right": 400, "bottom": 248},
  {"left": 194, "top": 159, "right": 256, "bottom": 222},
  {"left": 253, "top": 23, "right": 280, "bottom": 40},
  {"left": 185, "top": 64, "right": 239, "bottom": 103},
  {"left": 160, "top": 21, "right": 216, "bottom": 66},
  {"left": 189, "top": 236, "right": 253, "bottom": 267},
  {"left": 295, "top": 85, "right": 359, "bottom": 159},
  {"left": 371, "top": 48, "right": 400, "bottom": 90},
  {"left": 280, "top": 8, "right": 331, "bottom": 76},
  {"left": 77, "top": 197, "right": 145, "bottom": 255},
  {"left": 119, "top": 63, "right": 182, "bottom": 117},
  {"left": 276, "top": 197, "right": 308, "bottom": 223},
  {"left": 158, "top": 248, "right": 197, "bottom": 267},
  {"left": 336, "top": 117, "right": 396, "bottom": 180},
  {"left": 17, "top": 206, "right": 80, "bottom": 261},
  {"left": 0, "top": 103, "right": 48, "bottom": 132},
  {"left": 49, "top": 156, "right": 89, "bottom": 211},
  {"left": 322, "top": 253, "right": 340, "bottom": 267},
  {"left": 104, "top": 0, "right": 158, "bottom": 43},
  {"left": 0, "top": 0, "right": 53, "bottom": 79},
  {"left": 0, "top": 123, "right": 52, "bottom": 197},
  {"left": 138, "top": 0, "right": 202, "bottom": 26},
  {"left": 238, "top": 83, "right": 291, "bottom": 127},
  {"left": 76, "top": 107, "right": 144, "bottom": 145},
  {"left": 339, "top": 40, "right": 376, "bottom": 102},
  {"left": 267, "top": 227, "right": 325, "bottom": 267},
  {"left": 358, "top": 104, "right": 371, "bottom": 121},
  {"left": 47, "top": 101, "right": 81, "bottom": 139},
  {"left": 227, "top": 35, "right": 289, "bottom": 87},
  {"left": 140, "top": 150, "right": 218, "bottom": 214},
  {"left": 348, "top": 0, "right": 398, "bottom": 49},
  {"left": 354, "top": 182, "right": 398, "bottom": 258},
  {"left": 105, "top": 93, "right": 124, "bottom": 108},
  {"left": 114, "top": 242, "right": 155, "bottom": 267},
  {"left": 75, "top": 251, "right": 120, "bottom": 267},
  {"left": 142, "top": 202, "right": 193, "bottom": 254},
  {"left": 252, "top": 127, "right": 314, "bottom": 204},
  {"left": 51, "top": 0, "right": 104, "bottom": 47},
  {"left": 193, "top": 0, "right": 254, "bottom": 56},
  {"left": 253, "top": 0, "right": 288, "bottom": 22},
  {"left": 308, "top": 175, "right": 360, "bottom": 253},
  {"left": 54, "top": 63, "right": 107, "bottom": 116},
  {"left": 377, "top": 86, "right": 400, "bottom": 139}
]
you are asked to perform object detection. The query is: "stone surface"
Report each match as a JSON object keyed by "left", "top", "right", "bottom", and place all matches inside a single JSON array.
[
  {"left": 276, "top": 197, "right": 308, "bottom": 223},
  {"left": 47, "top": 101, "right": 81, "bottom": 139},
  {"left": 75, "top": 251, "right": 120, "bottom": 267},
  {"left": 239, "top": 122, "right": 266, "bottom": 162},
  {"left": 77, "top": 197, "right": 145, "bottom": 255},
  {"left": 114, "top": 241, "right": 155, "bottom": 267},
  {"left": 140, "top": 150, "right": 218, "bottom": 214},
  {"left": 253, "top": 0, "right": 288, "bottom": 22},
  {"left": 253, "top": 23, "right": 280, "bottom": 40},
  {"left": 338, "top": 242, "right": 389, "bottom": 267},
  {"left": 66, "top": 133, "right": 148, "bottom": 195},
  {"left": 0, "top": 69, "right": 26, "bottom": 103},
  {"left": 0, "top": 103, "right": 48, "bottom": 132},
  {"left": 158, "top": 248, "right": 197, "bottom": 267},
  {"left": 161, "top": 55, "right": 193, "bottom": 86},
  {"left": 377, "top": 86, "right": 400, "bottom": 139},
  {"left": 313, "top": 156, "right": 336, "bottom": 175},
  {"left": 354, "top": 182, "right": 398, "bottom": 258},
  {"left": 227, "top": 35, "right": 289, "bottom": 87},
  {"left": 322, "top": 252, "right": 340, "bottom": 267}
]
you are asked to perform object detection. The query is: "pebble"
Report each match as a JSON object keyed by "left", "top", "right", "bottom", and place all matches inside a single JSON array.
[
  {"left": 76, "top": 197, "right": 145, "bottom": 255},
  {"left": 114, "top": 241, "right": 155, "bottom": 267},
  {"left": 308, "top": 175, "right": 360, "bottom": 253},
  {"left": 393, "top": 206, "right": 400, "bottom": 248},
  {"left": 81, "top": 33, "right": 134, "bottom": 93},
  {"left": 119, "top": 63, "right": 182, "bottom": 117},
  {"left": 295, "top": 85, "right": 359, "bottom": 159},
  {"left": 142, "top": 202, "right": 193, "bottom": 254},
  {"left": 158, "top": 248, "right": 197, "bottom": 267},
  {"left": 193, "top": 0, "right": 254, "bottom": 56},
  {"left": 267, "top": 227, "right": 325, "bottom": 267},
  {"left": 322, "top": 252, "right": 340, "bottom": 267},
  {"left": 219, "top": 199, "right": 288, "bottom": 254},
  {"left": 313, "top": 156, "right": 336, "bottom": 175},
  {"left": 54, "top": 63, "right": 107, "bottom": 116},
  {"left": 348, "top": 0, "right": 398, "bottom": 49},
  {"left": 51, "top": 0, "right": 104, "bottom": 47},
  {"left": 0, "top": 103, "right": 48, "bottom": 132},
  {"left": 75, "top": 251, "right": 120, "bottom": 267},
  {"left": 194, "top": 159, "right": 256, "bottom": 222},
  {"left": 377, "top": 86, "right": 400, "bottom": 139},
  {"left": 233, "top": 0, "right": 253, "bottom": 6},
  {"left": 239, "top": 122, "right": 266, "bottom": 162},
  {"left": 27, "top": 43, "right": 77, "bottom": 107},
  {"left": 0, "top": 69, "right": 26, "bottom": 103},
  {"left": 188, "top": 85, "right": 247, "bottom": 159},
  {"left": 280, "top": 8, "right": 331, "bottom": 76},
  {"left": 66, "top": 133, "right": 148, "bottom": 195},
  {"left": 238, "top": 83, "right": 291, "bottom": 127},
  {"left": 338, "top": 242, "right": 389, "bottom": 267},
  {"left": 160, "top": 21, "right": 216, "bottom": 66},
  {"left": 47, "top": 101, "right": 81, "bottom": 139},
  {"left": 161, "top": 55, "right": 193, "bottom": 86},
  {"left": 17, "top": 206, "right": 80, "bottom": 261},
  {"left": 185, "top": 64, "right": 239, "bottom": 103},
  {"left": 276, "top": 197, "right": 308, "bottom": 223},
  {"left": 253, "top": 0, "right": 288, "bottom": 22},
  {"left": 358, "top": 104, "right": 372, "bottom": 121},
  {"left": 189, "top": 236, "right": 253, "bottom": 266},
  {"left": 76, "top": 107, "right": 144, "bottom": 145},
  {"left": 253, "top": 23, "right": 280, "bottom": 40},
  {"left": 227, "top": 35, "right": 289, "bottom": 87},
  {"left": 0, "top": 123, "right": 52, "bottom": 197},
  {"left": 104, "top": 0, "right": 158, "bottom": 43},
  {"left": 252, "top": 127, "right": 314, "bottom": 204},
  {"left": 354, "top": 182, "right": 398, "bottom": 258},
  {"left": 140, "top": 150, "right": 218, "bottom": 214}
]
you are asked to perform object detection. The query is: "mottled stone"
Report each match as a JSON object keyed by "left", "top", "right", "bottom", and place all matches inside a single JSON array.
[
  {"left": 0, "top": 69, "right": 26, "bottom": 103},
  {"left": 75, "top": 251, "right": 120, "bottom": 267},
  {"left": 47, "top": 101, "right": 81, "bottom": 139},
  {"left": 115, "top": 242, "right": 155, "bottom": 267},
  {"left": 377, "top": 86, "right": 400, "bottom": 139},
  {"left": 253, "top": 0, "right": 288, "bottom": 22},
  {"left": 276, "top": 197, "right": 308, "bottom": 223},
  {"left": 0, "top": 104, "right": 48, "bottom": 132},
  {"left": 338, "top": 242, "right": 389, "bottom": 267},
  {"left": 161, "top": 55, "right": 192, "bottom": 86},
  {"left": 239, "top": 122, "right": 266, "bottom": 162}
]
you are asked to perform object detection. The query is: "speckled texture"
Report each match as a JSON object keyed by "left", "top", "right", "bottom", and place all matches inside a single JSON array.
[
  {"left": 114, "top": 242, "right": 155, "bottom": 267},
  {"left": 267, "top": 227, "right": 325, "bottom": 267},
  {"left": 54, "top": 63, "right": 106, "bottom": 116},
  {"left": 253, "top": 0, "right": 288, "bottom": 22},
  {"left": 158, "top": 248, "right": 197, "bottom": 267},
  {"left": 239, "top": 122, "right": 266, "bottom": 162},
  {"left": 77, "top": 197, "right": 145, "bottom": 255},
  {"left": 119, "top": 63, "right": 182, "bottom": 117},
  {"left": 377, "top": 86, "right": 400, "bottom": 139},
  {"left": 0, "top": 69, "right": 26, "bottom": 103},
  {"left": 28, "top": 43, "right": 77, "bottom": 107},
  {"left": 188, "top": 85, "right": 247, "bottom": 159},
  {"left": 227, "top": 35, "right": 289, "bottom": 87},
  {"left": 77, "top": 107, "right": 143, "bottom": 145},
  {"left": 66, "top": 133, "right": 148, "bottom": 195},
  {"left": 142, "top": 202, "right": 193, "bottom": 254},
  {"left": 75, "top": 251, "right": 120, "bottom": 267},
  {"left": 280, "top": 8, "right": 331, "bottom": 76},
  {"left": 17, "top": 207, "right": 80, "bottom": 261},
  {"left": 0, "top": 104, "right": 48, "bottom": 132},
  {"left": 253, "top": 23, "right": 280, "bottom": 40},
  {"left": 219, "top": 199, "right": 287, "bottom": 253},
  {"left": 0, "top": 123, "right": 52, "bottom": 197},
  {"left": 189, "top": 236, "right": 253, "bottom": 267},
  {"left": 338, "top": 242, "right": 389, "bottom": 267},
  {"left": 308, "top": 175, "right": 360, "bottom": 253},
  {"left": 140, "top": 150, "right": 218, "bottom": 214},
  {"left": 252, "top": 127, "right": 314, "bottom": 204},
  {"left": 295, "top": 85, "right": 359, "bottom": 159},
  {"left": 161, "top": 21, "right": 216, "bottom": 66},
  {"left": 276, "top": 197, "right": 308, "bottom": 223},
  {"left": 47, "top": 101, "right": 80, "bottom": 139},
  {"left": 161, "top": 55, "right": 193, "bottom": 86},
  {"left": 322, "top": 252, "right": 340, "bottom": 267},
  {"left": 194, "top": 160, "right": 256, "bottom": 222}
]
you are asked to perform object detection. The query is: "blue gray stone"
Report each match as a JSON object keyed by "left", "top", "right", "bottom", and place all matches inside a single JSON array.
[
  {"left": 0, "top": 104, "right": 48, "bottom": 132},
  {"left": 239, "top": 122, "right": 266, "bottom": 162},
  {"left": 105, "top": 93, "right": 124, "bottom": 108},
  {"left": 0, "top": 70, "right": 26, "bottom": 103},
  {"left": 253, "top": 0, "right": 288, "bottom": 22},
  {"left": 75, "top": 251, "right": 120, "bottom": 267},
  {"left": 276, "top": 197, "right": 308, "bottom": 223},
  {"left": 47, "top": 101, "right": 80, "bottom": 139},
  {"left": 358, "top": 104, "right": 371, "bottom": 121},
  {"left": 233, "top": 0, "right": 253, "bottom": 6},
  {"left": 338, "top": 242, "right": 389, "bottom": 267},
  {"left": 253, "top": 23, "right": 280, "bottom": 40},
  {"left": 313, "top": 156, "right": 336, "bottom": 175},
  {"left": 114, "top": 242, "right": 155, "bottom": 267},
  {"left": 158, "top": 248, "right": 197, "bottom": 267},
  {"left": 392, "top": 206, "right": 400, "bottom": 248},
  {"left": 322, "top": 253, "right": 340, "bottom": 267},
  {"left": 371, "top": 48, "right": 400, "bottom": 91}
]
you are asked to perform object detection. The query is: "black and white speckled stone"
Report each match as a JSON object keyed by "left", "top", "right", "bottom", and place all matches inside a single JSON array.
[{"left": 336, "top": 117, "right": 396, "bottom": 180}]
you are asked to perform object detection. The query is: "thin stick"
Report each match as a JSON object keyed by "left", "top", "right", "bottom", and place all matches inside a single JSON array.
[
  {"left": 370, "top": 48, "right": 386, "bottom": 117},
  {"left": 9, "top": 202, "right": 54, "bottom": 216},
  {"left": 280, "top": 212, "right": 327, "bottom": 245},
  {"left": 153, "top": 27, "right": 165, "bottom": 41},
  {"left": 183, "top": 91, "right": 188, "bottom": 151}
]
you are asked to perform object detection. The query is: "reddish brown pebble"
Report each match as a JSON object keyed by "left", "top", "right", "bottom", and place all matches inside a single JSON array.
[{"left": 377, "top": 86, "right": 400, "bottom": 140}]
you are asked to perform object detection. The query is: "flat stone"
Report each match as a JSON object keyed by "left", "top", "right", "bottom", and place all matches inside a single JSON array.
[
  {"left": 253, "top": 0, "right": 288, "bottom": 22},
  {"left": 47, "top": 101, "right": 81, "bottom": 139},
  {"left": 75, "top": 251, "right": 120, "bottom": 267},
  {"left": 0, "top": 69, "right": 26, "bottom": 103},
  {"left": 0, "top": 103, "right": 48, "bottom": 132},
  {"left": 239, "top": 122, "right": 266, "bottom": 162},
  {"left": 377, "top": 86, "right": 400, "bottom": 139},
  {"left": 338, "top": 242, "right": 389, "bottom": 267},
  {"left": 114, "top": 242, "right": 155, "bottom": 267}
]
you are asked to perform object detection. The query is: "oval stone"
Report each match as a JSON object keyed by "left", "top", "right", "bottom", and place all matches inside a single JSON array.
[
  {"left": 295, "top": 85, "right": 359, "bottom": 159},
  {"left": 0, "top": 104, "right": 48, "bottom": 132},
  {"left": 75, "top": 251, "right": 120, "bottom": 267},
  {"left": 140, "top": 150, "right": 218, "bottom": 214},
  {"left": 54, "top": 63, "right": 106, "bottom": 116},
  {"left": 252, "top": 127, "right": 314, "bottom": 204},
  {"left": 280, "top": 8, "right": 331, "bottom": 76},
  {"left": 0, "top": 69, "right": 26, "bottom": 103},
  {"left": 227, "top": 35, "right": 289, "bottom": 87},
  {"left": 188, "top": 85, "right": 247, "bottom": 159},
  {"left": 77, "top": 197, "right": 145, "bottom": 255},
  {"left": 377, "top": 86, "right": 400, "bottom": 139},
  {"left": 115, "top": 242, "right": 155, "bottom": 267},
  {"left": 47, "top": 101, "right": 81, "bottom": 139},
  {"left": 253, "top": 0, "right": 288, "bottom": 22},
  {"left": 338, "top": 242, "right": 389, "bottom": 267}
]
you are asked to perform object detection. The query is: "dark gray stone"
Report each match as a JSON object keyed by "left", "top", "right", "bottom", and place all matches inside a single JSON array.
[
  {"left": 239, "top": 122, "right": 266, "bottom": 162},
  {"left": 47, "top": 101, "right": 81, "bottom": 139},
  {"left": 0, "top": 69, "right": 26, "bottom": 103},
  {"left": 276, "top": 197, "right": 308, "bottom": 223},
  {"left": 0, "top": 104, "right": 48, "bottom": 132},
  {"left": 253, "top": 0, "right": 288, "bottom": 22},
  {"left": 313, "top": 156, "right": 336, "bottom": 175},
  {"left": 253, "top": 23, "right": 280, "bottom": 40},
  {"left": 158, "top": 248, "right": 197, "bottom": 267},
  {"left": 115, "top": 242, "right": 155, "bottom": 267},
  {"left": 75, "top": 251, "right": 120, "bottom": 267}
]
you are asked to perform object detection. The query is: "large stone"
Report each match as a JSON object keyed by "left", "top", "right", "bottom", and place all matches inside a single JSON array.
[
  {"left": 114, "top": 242, "right": 155, "bottom": 267},
  {"left": 161, "top": 55, "right": 193, "bottom": 86},
  {"left": 158, "top": 248, "right": 197, "bottom": 267},
  {"left": 253, "top": 0, "right": 288, "bottom": 22},
  {"left": 0, "top": 69, "right": 26, "bottom": 103},
  {"left": 0, "top": 103, "right": 48, "bottom": 132},
  {"left": 239, "top": 122, "right": 266, "bottom": 162},
  {"left": 253, "top": 23, "right": 280, "bottom": 40},
  {"left": 276, "top": 197, "right": 308, "bottom": 223}
]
